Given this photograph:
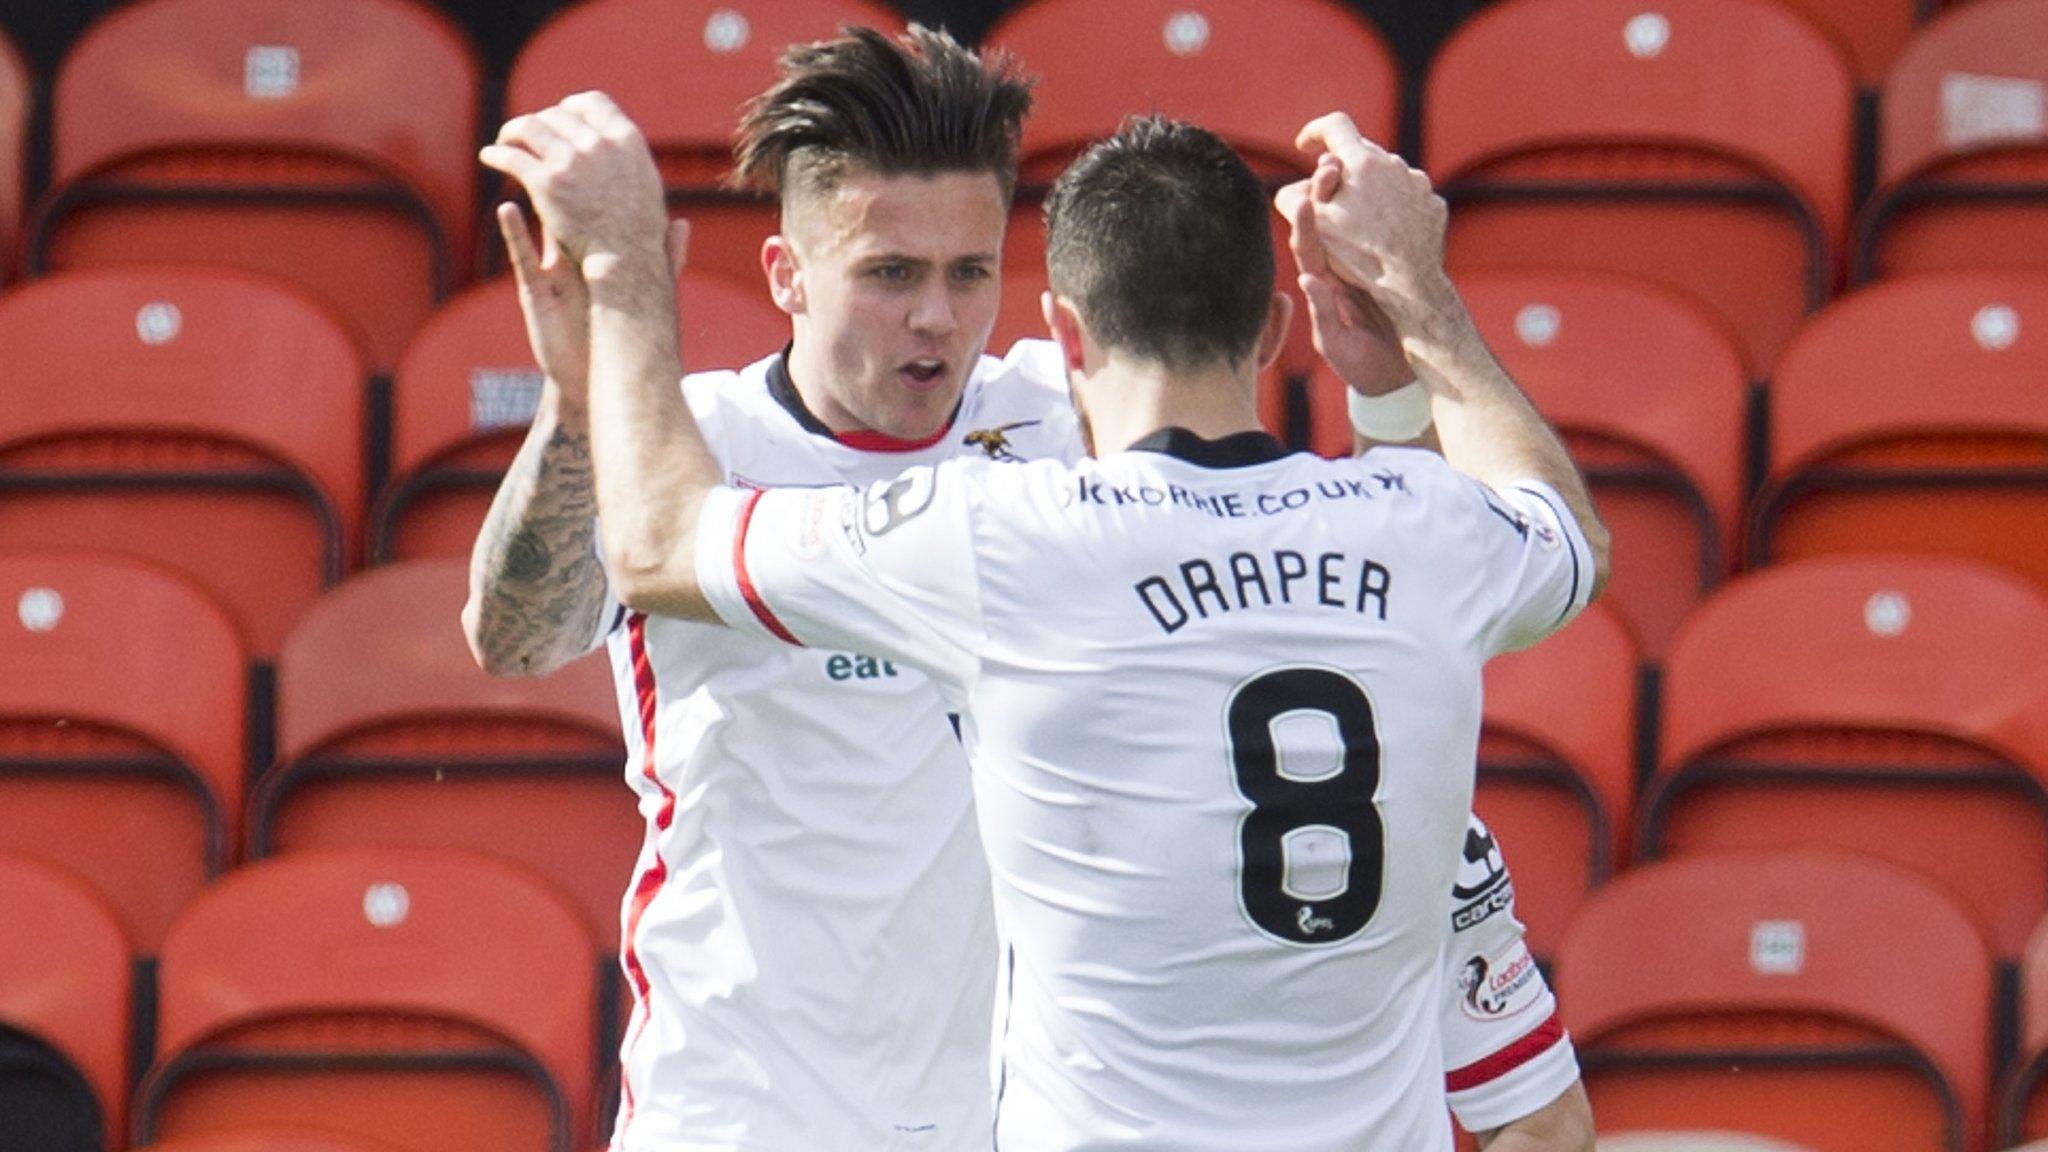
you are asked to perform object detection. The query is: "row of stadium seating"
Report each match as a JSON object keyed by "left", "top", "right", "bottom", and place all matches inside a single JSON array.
[
  {"left": 0, "top": 0, "right": 2039, "bottom": 374},
  {"left": 5, "top": 260, "right": 2042, "bottom": 663},
  {"left": 8, "top": 546, "right": 2048, "bottom": 1028},
  {"left": 14, "top": 841, "right": 2048, "bottom": 1152}
]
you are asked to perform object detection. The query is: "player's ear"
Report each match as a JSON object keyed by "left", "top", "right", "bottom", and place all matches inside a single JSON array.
[
  {"left": 1044, "top": 291, "right": 1088, "bottom": 373},
  {"left": 764, "top": 235, "right": 804, "bottom": 316},
  {"left": 1254, "top": 291, "right": 1293, "bottom": 373}
]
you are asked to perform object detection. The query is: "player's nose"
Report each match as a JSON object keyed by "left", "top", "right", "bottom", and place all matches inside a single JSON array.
[{"left": 908, "top": 278, "right": 959, "bottom": 337}]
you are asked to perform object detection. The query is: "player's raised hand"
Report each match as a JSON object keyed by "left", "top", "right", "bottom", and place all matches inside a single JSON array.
[
  {"left": 497, "top": 206, "right": 690, "bottom": 404},
  {"left": 1291, "top": 112, "right": 1451, "bottom": 332},
  {"left": 1277, "top": 157, "right": 1410, "bottom": 397},
  {"left": 480, "top": 92, "right": 671, "bottom": 281}
]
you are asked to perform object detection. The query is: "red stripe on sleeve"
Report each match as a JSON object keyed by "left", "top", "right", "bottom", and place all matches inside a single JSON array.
[
  {"left": 733, "top": 489, "right": 802, "bottom": 646},
  {"left": 1445, "top": 1010, "right": 1567, "bottom": 1093}
]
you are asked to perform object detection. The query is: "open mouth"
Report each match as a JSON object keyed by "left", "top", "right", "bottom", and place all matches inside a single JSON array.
[{"left": 899, "top": 358, "right": 948, "bottom": 390}]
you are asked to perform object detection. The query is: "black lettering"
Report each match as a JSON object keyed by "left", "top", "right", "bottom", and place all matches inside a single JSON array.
[
  {"left": 1257, "top": 493, "right": 1287, "bottom": 515},
  {"left": 1229, "top": 552, "right": 1273, "bottom": 609},
  {"left": 883, "top": 661, "right": 899, "bottom": 676},
  {"left": 1281, "top": 488, "right": 1310, "bottom": 511},
  {"left": 1217, "top": 493, "right": 1246, "bottom": 518},
  {"left": 826, "top": 654, "right": 854, "bottom": 681},
  {"left": 1169, "top": 484, "right": 1196, "bottom": 508},
  {"left": 1275, "top": 550, "right": 1308, "bottom": 604},
  {"left": 1180, "top": 559, "right": 1230, "bottom": 619},
  {"left": 854, "top": 655, "right": 881, "bottom": 679},
  {"left": 1317, "top": 481, "right": 1351, "bottom": 500},
  {"left": 1358, "top": 560, "right": 1392, "bottom": 620},
  {"left": 1137, "top": 577, "right": 1189, "bottom": 635},
  {"left": 1318, "top": 552, "right": 1346, "bottom": 608}
]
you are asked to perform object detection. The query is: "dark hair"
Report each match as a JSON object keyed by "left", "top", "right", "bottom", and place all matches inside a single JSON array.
[
  {"left": 1044, "top": 116, "right": 1275, "bottom": 370},
  {"left": 733, "top": 24, "right": 1034, "bottom": 205}
]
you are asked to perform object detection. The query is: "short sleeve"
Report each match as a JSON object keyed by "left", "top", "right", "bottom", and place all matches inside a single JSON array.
[
  {"left": 692, "top": 461, "right": 987, "bottom": 694},
  {"left": 1467, "top": 479, "right": 1597, "bottom": 657},
  {"left": 1440, "top": 816, "right": 1581, "bottom": 1133}
]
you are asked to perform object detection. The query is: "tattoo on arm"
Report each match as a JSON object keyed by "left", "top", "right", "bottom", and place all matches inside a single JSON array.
[{"left": 469, "top": 421, "right": 611, "bottom": 674}]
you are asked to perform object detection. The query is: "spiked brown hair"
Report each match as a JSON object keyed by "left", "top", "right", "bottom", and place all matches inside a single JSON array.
[{"left": 732, "top": 24, "right": 1034, "bottom": 206}]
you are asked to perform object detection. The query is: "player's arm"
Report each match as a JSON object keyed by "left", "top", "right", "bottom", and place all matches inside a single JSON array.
[
  {"left": 461, "top": 199, "right": 614, "bottom": 676},
  {"left": 481, "top": 91, "right": 723, "bottom": 623},
  {"left": 1279, "top": 115, "right": 1609, "bottom": 600},
  {"left": 1473, "top": 1083, "right": 1595, "bottom": 1152}
]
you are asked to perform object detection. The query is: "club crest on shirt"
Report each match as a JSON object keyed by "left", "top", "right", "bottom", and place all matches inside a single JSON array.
[{"left": 962, "top": 419, "right": 1041, "bottom": 462}]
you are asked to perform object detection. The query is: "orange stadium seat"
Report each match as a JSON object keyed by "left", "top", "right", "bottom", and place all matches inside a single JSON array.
[
  {"left": 504, "top": 0, "right": 904, "bottom": 290},
  {"left": 28, "top": 0, "right": 482, "bottom": 370},
  {"left": 1779, "top": 0, "right": 1930, "bottom": 88},
  {"left": 1447, "top": 271, "right": 1746, "bottom": 657},
  {"left": 0, "top": 552, "right": 245, "bottom": 952},
  {"left": 987, "top": 0, "right": 1400, "bottom": 443},
  {"left": 134, "top": 849, "right": 600, "bottom": 1152},
  {"left": 1854, "top": 0, "right": 2048, "bottom": 284},
  {"left": 1997, "top": 915, "right": 2048, "bottom": 1144},
  {"left": 0, "top": 31, "right": 28, "bottom": 283},
  {"left": 0, "top": 854, "right": 132, "bottom": 1152},
  {"left": 1645, "top": 555, "right": 2048, "bottom": 961},
  {"left": 0, "top": 267, "right": 366, "bottom": 658},
  {"left": 251, "top": 559, "right": 632, "bottom": 948},
  {"left": 373, "top": 270, "right": 788, "bottom": 561},
  {"left": 139, "top": 1132, "right": 409, "bottom": 1152},
  {"left": 1426, "top": 0, "right": 1856, "bottom": 377},
  {"left": 1476, "top": 599, "right": 1639, "bottom": 959},
  {"left": 1558, "top": 852, "right": 1993, "bottom": 1152},
  {"left": 1750, "top": 273, "right": 2048, "bottom": 586}
]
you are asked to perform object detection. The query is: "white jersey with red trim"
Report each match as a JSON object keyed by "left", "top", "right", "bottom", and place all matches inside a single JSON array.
[
  {"left": 1442, "top": 815, "right": 1578, "bottom": 1133},
  {"left": 601, "top": 341, "right": 1081, "bottom": 1152},
  {"left": 692, "top": 424, "right": 1596, "bottom": 1151}
]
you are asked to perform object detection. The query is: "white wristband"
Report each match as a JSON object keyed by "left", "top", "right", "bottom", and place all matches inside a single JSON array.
[{"left": 1347, "top": 381, "right": 1433, "bottom": 442}]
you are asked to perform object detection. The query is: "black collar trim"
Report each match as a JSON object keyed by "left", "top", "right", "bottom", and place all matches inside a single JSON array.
[
  {"left": 765, "top": 345, "right": 836, "bottom": 438},
  {"left": 1127, "top": 427, "right": 1296, "bottom": 468}
]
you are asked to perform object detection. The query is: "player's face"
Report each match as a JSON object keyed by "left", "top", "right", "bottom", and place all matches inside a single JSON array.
[{"left": 775, "top": 170, "right": 1007, "bottom": 440}]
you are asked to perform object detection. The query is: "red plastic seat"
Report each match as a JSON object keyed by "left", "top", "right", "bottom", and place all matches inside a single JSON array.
[
  {"left": 1997, "top": 914, "right": 2048, "bottom": 1145},
  {"left": 135, "top": 849, "right": 599, "bottom": 1152},
  {"left": 1646, "top": 555, "right": 2048, "bottom": 960},
  {"left": 1442, "top": 271, "right": 1745, "bottom": 657},
  {"left": 0, "top": 31, "right": 28, "bottom": 282},
  {"left": 1427, "top": 0, "right": 1855, "bottom": 377},
  {"left": 0, "top": 853, "right": 132, "bottom": 1152},
  {"left": 1476, "top": 599, "right": 1639, "bottom": 959},
  {"left": 252, "top": 559, "right": 631, "bottom": 948},
  {"left": 1558, "top": 852, "right": 1993, "bottom": 1152},
  {"left": 1751, "top": 272, "right": 2048, "bottom": 588},
  {"left": 988, "top": 0, "right": 1400, "bottom": 446},
  {"left": 140, "top": 1134, "right": 407, "bottom": 1152},
  {"left": 374, "top": 270, "right": 789, "bottom": 561},
  {"left": 1855, "top": 0, "right": 2048, "bottom": 285},
  {"left": 0, "top": 552, "right": 245, "bottom": 951},
  {"left": 30, "top": 0, "right": 482, "bottom": 369},
  {"left": 0, "top": 267, "right": 365, "bottom": 658},
  {"left": 1782, "top": 0, "right": 1930, "bottom": 87},
  {"left": 505, "top": 0, "right": 903, "bottom": 291}
]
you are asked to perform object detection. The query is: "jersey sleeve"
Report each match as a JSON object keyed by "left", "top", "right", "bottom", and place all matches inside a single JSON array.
[
  {"left": 1441, "top": 816, "right": 1582, "bottom": 1134},
  {"left": 691, "top": 461, "right": 988, "bottom": 693},
  {"left": 1464, "top": 478, "right": 1597, "bottom": 657}
]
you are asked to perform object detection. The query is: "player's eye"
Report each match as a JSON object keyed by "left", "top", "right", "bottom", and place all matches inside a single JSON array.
[
  {"left": 870, "top": 263, "right": 915, "bottom": 283},
  {"left": 952, "top": 263, "right": 993, "bottom": 284}
]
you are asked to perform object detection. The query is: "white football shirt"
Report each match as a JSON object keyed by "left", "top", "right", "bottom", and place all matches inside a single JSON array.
[{"left": 692, "top": 417, "right": 1594, "bottom": 1150}]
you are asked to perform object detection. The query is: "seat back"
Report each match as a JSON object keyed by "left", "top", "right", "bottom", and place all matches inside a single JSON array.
[
  {"left": 376, "top": 270, "right": 789, "bottom": 561},
  {"left": 139, "top": 1128, "right": 409, "bottom": 1151},
  {"left": 1856, "top": 0, "right": 2048, "bottom": 284},
  {"left": 0, "top": 853, "right": 131, "bottom": 1151},
  {"left": 1777, "top": 0, "right": 1927, "bottom": 88},
  {"left": 505, "top": 0, "right": 903, "bottom": 288},
  {"left": 1753, "top": 272, "right": 2048, "bottom": 587},
  {"left": 1459, "top": 270, "right": 1747, "bottom": 656},
  {"left": 35, "top": 0, "right": 482, "bottom": 368},
  {"left": 255, "top": 560, "right": 629, "bottom": 947},
  {"left": 1426, "top": 0, "right": 1854, "bottom": 376},
  {"left": 1998, "top": 914, "right": 2048, "bottom": 1144},
  {"left": 1477, "top": 599, "right": 1638, "bottom": 958},
  {"left": 138, "top": 848, "right": 598, "bottom": 1152},
  {"left": 0, "top": 552, "right": 245, "bottom": 950},
  {"left": 1559, "top": 852, "right": 1992, "bottom": 1152},
  {"left": 0, "top": 267, "right": 365, "bottom": 657},
  {"left": 989, "top": 0, "right": 1399, "bottom": 445},
  {"left": 1649, "top": 555, "right": 2048, "bottom": 958}
]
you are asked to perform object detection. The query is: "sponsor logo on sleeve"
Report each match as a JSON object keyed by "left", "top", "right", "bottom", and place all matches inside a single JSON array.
[
  {"left": 1458, "top": 943, "right": 1544, "bottom": 1021},
  {"left": 1451, "top": 821, "right": 1515, "bottom": 933},
  {"left": 790, "top": 490, "right": 834, "bottom": 560}
]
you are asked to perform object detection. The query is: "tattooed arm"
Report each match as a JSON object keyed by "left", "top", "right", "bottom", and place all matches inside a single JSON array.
[{"left": 461, "top": 197, "right": 617, "bottom": 677}]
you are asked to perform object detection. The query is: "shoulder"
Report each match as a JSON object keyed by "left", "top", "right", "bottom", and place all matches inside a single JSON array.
[
  {"left": 954, "top": 340, "right": 1081, "bottom": 464},
  {"left": 682, "top": 353, "right": 782, "bottom": 451}
]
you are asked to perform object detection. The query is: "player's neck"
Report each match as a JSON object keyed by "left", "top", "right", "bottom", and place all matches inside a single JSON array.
[{"left": 1081, "top": 355, "right": 1263, "bottom": 455}]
